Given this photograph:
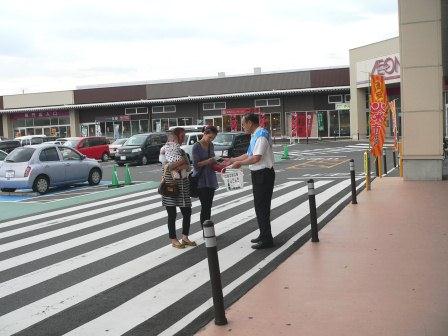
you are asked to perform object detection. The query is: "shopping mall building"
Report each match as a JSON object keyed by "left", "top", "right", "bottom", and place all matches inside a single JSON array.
[
  {"left": 0, "top": 0, "right": 446, "bottom": 179},
  {"left": 0, "top": 67, "right": 351, "bottom": 140}
]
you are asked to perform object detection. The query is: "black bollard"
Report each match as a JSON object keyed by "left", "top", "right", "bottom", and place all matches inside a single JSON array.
[
  {"left": 393, "top": 150, "right": 397, "bottom": 167},
  {"left": 375, "top": 157, "right": 379, "bottom": 177},
  {"left": 202, "top": 220, "right": 228, "bottom": 326},
  {"left": 349, "top": 159, "right": 357, "bottom": 204},
  {"left": 383, "top": 149, "right": 387, "bottom": 174},
  {"left": 307, "top": 179, "right": 319, "bottom": 243}
]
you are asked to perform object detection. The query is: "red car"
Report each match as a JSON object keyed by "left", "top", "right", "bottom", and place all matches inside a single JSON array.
[{"left": 61, "top": 137, "right": 110, "bottom": 161}]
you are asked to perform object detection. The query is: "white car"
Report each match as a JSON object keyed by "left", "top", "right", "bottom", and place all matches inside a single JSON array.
[
  {"left": 109, "top": 138, "right": 128, "bottom": 158},
  {"left": 14, "top": 135, "right": 49, "bottom": 146},
  {"left": 180, "top": 132, "right": 203, "bottom": 162}
]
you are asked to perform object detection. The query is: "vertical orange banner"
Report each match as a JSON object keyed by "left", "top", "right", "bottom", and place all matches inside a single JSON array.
[
  {"left": 389, "top": 99, "right": 398, "bottom": 151},
  {"left": 369, "top": 75, "right": 388, "bottom": 157}
]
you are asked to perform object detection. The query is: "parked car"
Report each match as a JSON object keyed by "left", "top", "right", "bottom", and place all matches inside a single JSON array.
[
  {"left": 180, "top": 132, "right": 203, "bottom": 162},
  {"left": 0, "top": 150, "right": 7, "bottom": 161},
  {"left": 168, "top": 125, "right": 204, "bottom": 133},
  {"left": 61, "top": 136, "right": 110, "bottom": 161},
  {"left": 213, "top": 132, "right": 251, "bottom": 158},
  {"left": 14, "top": 135, "right": 49, "bottom": 146},
  {"left": 38, "top": 140, "right": 65, "bottom": 146},
  {"left": 0, "top": 144, "right": 103, "bottom": 194},
  {"left": 108, "top": 138, "right": 128, "bottom": 158},
  {"left": 115, "top": 133, "right": 167, "bottom": 166},
  {"left": 0, "top": 140, "right": 21, "bottom": 153}
]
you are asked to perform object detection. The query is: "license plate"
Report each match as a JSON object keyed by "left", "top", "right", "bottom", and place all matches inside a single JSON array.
[
  {"left": 5, "top": 170, "right": 14, "bottom": 179},
  {"left": 120, "top": 156, "right": 126, "bottom": 160}
]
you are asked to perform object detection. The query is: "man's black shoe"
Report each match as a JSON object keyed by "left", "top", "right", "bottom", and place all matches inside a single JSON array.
[
  {"left": 251, "top": 240, "right": 274, "bottom": 249},
  {"left": 250, "top": 236, "right": 262, "bottom": 243}
]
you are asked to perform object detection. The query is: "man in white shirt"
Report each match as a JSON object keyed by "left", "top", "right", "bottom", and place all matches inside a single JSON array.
[{"left": 228, "top": 113, "right": 275, "bottom": 249}]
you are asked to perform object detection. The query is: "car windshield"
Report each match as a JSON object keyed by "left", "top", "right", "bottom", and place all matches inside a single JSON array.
[
  {"left": 124, "top": 135, "right": 147, "bottom": 146},
  {"left": 213, "top": 133, "right": 235, "bottom": 146},
  {"left": 5, "top": 147, "right": 36, "bottom": 163},
  {"left": 112, "top": 138, "right": 128, "bottom": 145},
  {"left": 0, "top": 151, "right": 6, "bottom": 160},
  {"left": 63, "top": 139, "right": 80, "bottom": 148}
]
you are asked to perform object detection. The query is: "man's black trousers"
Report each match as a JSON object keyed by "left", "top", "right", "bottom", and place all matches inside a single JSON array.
[{"left": 251, "top": 168, "right": 275, "bottom": 242}]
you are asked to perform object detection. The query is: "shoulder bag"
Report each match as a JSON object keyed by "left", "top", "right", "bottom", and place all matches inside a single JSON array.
[
  {"left": 189, "top": 143, "right": 211, "bottom": 198},
  {"left": 158, "top": 164, "right": 179, "bottom": 197}
]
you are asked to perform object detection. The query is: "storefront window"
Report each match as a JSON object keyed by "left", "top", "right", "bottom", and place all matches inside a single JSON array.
[
  {"left": 131, "top": 120, "right": 140, "bottom": 134},
  {"left": 178, "top": 117, "right": 193, "bottom": 126},
  {"left": 105, "top": 122, "right": 114, "bottom": 137},
  {"left": 140, "top": 120, "right": 149, "bottom": 133},
  {"left": 329, "top": 110, "right": 339, "bottom": 137},
  {"left": 270, "top": 113, "right": 282, "bottom": 137},
  {"left": 339, "top": 110, "right": 350, "bottom": 136},
  {"left": 13, "top": 119, "right": 26, "bottom": 128},
  {"left": 122, "top": 121, "right": 131, "bottom": 137}
]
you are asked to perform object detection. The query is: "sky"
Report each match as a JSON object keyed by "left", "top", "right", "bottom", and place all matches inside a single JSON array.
[{"left": 0, "top": 0, "right": 398, "bottom": 96}]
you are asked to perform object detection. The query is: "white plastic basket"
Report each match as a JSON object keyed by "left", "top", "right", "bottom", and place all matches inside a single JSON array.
[{"left": 220, "top": 168, "right": 244, "bottom": 191}]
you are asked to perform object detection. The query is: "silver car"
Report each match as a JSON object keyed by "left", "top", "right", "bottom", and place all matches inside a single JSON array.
[{"left": 0, "top": 144, "right": 103, "bottom": 194}]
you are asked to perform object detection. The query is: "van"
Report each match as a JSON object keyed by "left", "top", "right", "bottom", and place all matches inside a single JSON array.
[
  {"left": 213, "top": 132, "right": 250, "bottom": 158},
  {"left": 62, "top": 136, "right": 110, "bottom": 161},
  {"left": 115, "top": 133, "right": 168, "bottom": 166},
  {"left": 14, "top": 135, "right": 48, "bottom": 146}
]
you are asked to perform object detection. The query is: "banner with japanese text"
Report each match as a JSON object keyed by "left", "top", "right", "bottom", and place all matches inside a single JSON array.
[
  {"left": 389, "top": 99, "right": 398, "bottom": 151},
  {"left": 369, "top": 74, "right": 388, "bottom": 157}
]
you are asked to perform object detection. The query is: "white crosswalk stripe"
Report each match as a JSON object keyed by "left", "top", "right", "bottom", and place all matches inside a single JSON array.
[
  {"left": 274, "top": 143, "right": 395, "bottom": 158},
  {"left": 0, "top": 177, "right": 364, "bottom": 336}
]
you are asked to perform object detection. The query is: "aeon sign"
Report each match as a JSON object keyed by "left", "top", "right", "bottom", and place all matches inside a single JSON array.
[
  {"left": 356, "top": 53, "right": 401, "bottom": 86},
  {"left": 371, "top": 55, "right": 400, "bottom": 77}
]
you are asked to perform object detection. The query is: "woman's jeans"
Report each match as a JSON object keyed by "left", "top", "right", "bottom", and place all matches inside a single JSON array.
[
  {"left": 197, "top": 187, "right": 215, "bottom": 226},
  {"left": 166, "top": 206, "right": 192, "bottom": 239}
]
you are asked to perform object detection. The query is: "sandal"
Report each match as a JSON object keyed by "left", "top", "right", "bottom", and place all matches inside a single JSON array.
[
  {"left": 172, "top": 242, "right": 185, "bottom": 249},
  {"left": 181, "top": 239, "right": 197, "bottom": 247}
]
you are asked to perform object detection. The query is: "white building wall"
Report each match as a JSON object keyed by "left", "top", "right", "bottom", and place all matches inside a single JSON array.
[{"left": 3, "top": 91, "right": 74, "bottom": 109}]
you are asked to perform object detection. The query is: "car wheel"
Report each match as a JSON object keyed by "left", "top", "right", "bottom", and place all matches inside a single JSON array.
[
  {"left": 141, "top": 155, "right": 148, "bottom": 165},
  {"left": 32, "top": 175, "right": 50, "bottom": 194},
  {"left": 101, "top": 153, "right": 109, "bottom": 162},
  {"left": 1, "top": 188, "right": 16, "bottom": 193},
  {"left": 88, "top": 168, "right": 102, "bottom": 186}
]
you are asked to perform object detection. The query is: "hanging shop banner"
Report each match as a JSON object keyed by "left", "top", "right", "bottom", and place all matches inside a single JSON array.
[
  {"left": 259, "top": 113, "right": 268, "bottom": 128},
  {"left": 389, "top": 99, "right": 398, "bottom": 151},
  {"left": 369, "top": 75, "right": 389, "bottom": 157},
  {"left": 306, "top": 113, "right": 314, "bottom": 137},
  {"left": 317, "top": 111, "right": 325, "bottom": 131},
  {"left": 230, "top": 115, "right": 238, "bottom": 131},
  {"left": 290, "top": 112, "right": 298, "bottom": 137},
  {"left": 222, "top": 107, "right": 261, "bottom": 116}
]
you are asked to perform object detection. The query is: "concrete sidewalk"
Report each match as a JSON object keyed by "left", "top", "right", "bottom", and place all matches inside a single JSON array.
[{"left": 197, "top": 177, "right": 448, "bottom": 336}]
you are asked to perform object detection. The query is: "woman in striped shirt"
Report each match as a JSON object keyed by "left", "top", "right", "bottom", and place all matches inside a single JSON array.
[{"left": 160, "top": 128, "right": 196, "bottom": 249}]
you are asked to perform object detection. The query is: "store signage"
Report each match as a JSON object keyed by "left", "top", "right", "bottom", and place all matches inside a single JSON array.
[
  {"left": 356, "top": 53, "right": 400, "bottom": 87},
  {"left": 10, "top": 110, "right": 70, "bottom": 120},
  {"left": 95, "top": 115, "right": 131, "bottom": 122},
  {"left": 222, "top": 107, "right": 261, "bottom": 116},
  {"left": 335, "top": 103, "right": 350, "bottom": 110}
]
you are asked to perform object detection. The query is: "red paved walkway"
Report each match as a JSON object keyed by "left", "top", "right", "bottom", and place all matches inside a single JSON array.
[{"left": 197, "top": 177, "right": 448, "bottom": 336}]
